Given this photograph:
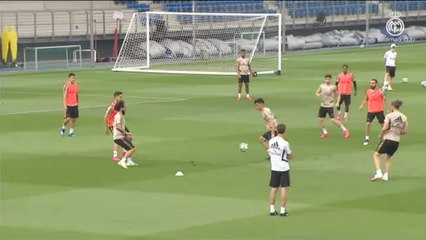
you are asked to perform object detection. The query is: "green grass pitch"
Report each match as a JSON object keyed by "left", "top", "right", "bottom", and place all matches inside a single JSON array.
[{"left": 1, "top": 44, "right": 426, "bottom": 240}]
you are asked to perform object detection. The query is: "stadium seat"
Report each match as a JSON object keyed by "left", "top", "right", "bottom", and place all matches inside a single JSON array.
[{"left": 127, "top": 3, "right": 150, "bottom": 12}]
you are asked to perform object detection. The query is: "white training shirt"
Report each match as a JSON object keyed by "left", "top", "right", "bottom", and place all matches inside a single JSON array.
[
  {"left": 384, "top": 50, "right": 397, "bottom": 67},
  {"left": 268, "top": 136, "right": 292, "bottom": 172}
]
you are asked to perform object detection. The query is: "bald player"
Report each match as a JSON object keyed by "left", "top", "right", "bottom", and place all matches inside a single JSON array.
[
  {"left": 316, "top": 74, "right": 350, "bottom": 139},
  {"left": 359, "top": 79, "right": 386, "bottom": 146}
]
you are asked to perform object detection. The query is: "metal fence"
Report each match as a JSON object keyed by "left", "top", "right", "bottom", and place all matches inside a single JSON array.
[{"left": 0, "top": 10, "right": 135, "bottom": 40}]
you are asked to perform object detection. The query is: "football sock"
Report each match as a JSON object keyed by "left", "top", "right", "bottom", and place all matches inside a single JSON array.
[
  {"left": 340, "top": 125, "right": 347, "bottom": 131},
  {"left": 246, "top": 94, "right": 250, "bottom": 97},
  {"left": 270, "top": 205, "right": 275, "bottom": 213},
  {"left": 322, "top": 128, "right": 328, "bottom": 134},
  {"left": 344, "top": 112, "right": 348, "bottom": 118},
  {"left": 113, "top": 151, "right": 118, "bottom": 157},
  {"left": 280, "top": 207, "right": 286, "bottom": 214},
  {"left": 365, "top": 136, "right": 370, "bottom": 140},
  {"left": 238, "top": 93, "right": 241, "bottom": 97},
  {"left": 376, "top": 169, "right": 383, "bottom": 175},
  {"left": 61, "top": 125, "right": 65, "bottom": 129},
  {"left": 69, "top": 128, "right": 74, "bottom": 133}
]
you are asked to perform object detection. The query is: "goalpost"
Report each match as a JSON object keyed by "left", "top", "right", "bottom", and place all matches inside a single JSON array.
[
  {"left": 113, "top": 11, "right": 282, "bottom": 75},
  {"left": 23, "top": 45, "right": 82, "bottom": 70}
]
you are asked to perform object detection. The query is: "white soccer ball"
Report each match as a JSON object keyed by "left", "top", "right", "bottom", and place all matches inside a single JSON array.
[
  {"left": 421, "top": 81, "right": 426, "bottom": 88},
  {"left": 239, "top": 142, "right": 248, "bottom": 152},
  {"left": 402, "top": 77, "right": 408, "bottom": 83}
]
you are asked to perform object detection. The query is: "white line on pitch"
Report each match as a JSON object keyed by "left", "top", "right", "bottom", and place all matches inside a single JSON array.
[
  {"left": 0, "top": 91, "right": 181, "bottom": 100},
  {"left": 0, "top": 98, "right": 187, "bottom": 116}
]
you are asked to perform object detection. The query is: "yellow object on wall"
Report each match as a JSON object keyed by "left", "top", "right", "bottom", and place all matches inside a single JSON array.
[
  {"left": 1, "top": 25, "right": 9, "bottom": 63},
  {"left": 9, "top": 26, "right": 18, "bottom": 63}
]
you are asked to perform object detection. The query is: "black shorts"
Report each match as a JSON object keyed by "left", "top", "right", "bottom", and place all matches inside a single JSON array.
[
  {"left": 238, "top": 75, "right": 250, "bottom": 83},
  {"left": 339, "top": 94, "right": 351, "bottom": 106},
  {"left": 318, "top": 107, "right": 335, "bottom": 118},
  {"left": 376, "top": 139, "right": 399, "bottom": 157},
  {"left": 269, "top": 170, "right": 290, "bottom": 188},
  {"left": 114, "top": 138, "right": 135, "bottom": 151},
  {"left": 386, "top": 66, "right": 396, "bottom": 77},
  {"left": 367, "top": 111, "right": 385, "bottom": 123},
  {"left": 66, "top": 105, "right": 79, "bottom": 118},
  {"left": 262, "top": 131, "right": 276, "bottom": 141}
]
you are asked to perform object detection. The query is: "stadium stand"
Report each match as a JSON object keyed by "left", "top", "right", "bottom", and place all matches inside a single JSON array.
[
  {"left": 1, "top": 1, "right": 425, "bottom": 41},
  {"left": 0, "top": 1, "right": 135, "bottom": 39},
  {"left": 126, "top": 2, "right": 150, "bottom": 12},
  {"left": 390, "top": 1, "right": 426, "bottom": 11},
  {"left": 284, "top": 1, "right": 379, "bottom": 18},
  {"left": 161, "top": 1, "right": 274, "bottom": 24}
]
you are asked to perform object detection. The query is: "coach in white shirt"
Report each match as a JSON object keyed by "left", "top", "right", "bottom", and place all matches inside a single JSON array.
[
  {"left": 383, "top": 44, "right": 397, "bottom": 91},
  {"left": 267, "top": 123, "right": 293, "bottom": 217}
]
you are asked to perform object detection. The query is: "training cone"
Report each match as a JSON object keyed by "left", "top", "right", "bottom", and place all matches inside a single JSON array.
[{"left": 175, "top": 171, "right": 184, "bottom": 177}]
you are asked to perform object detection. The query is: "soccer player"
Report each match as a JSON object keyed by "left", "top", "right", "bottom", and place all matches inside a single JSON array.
[
  {"left": 336, "top": 64, "right": 357, "bottom": 121},
  {"left": 61, "top": 73, "right": 79, "bottom": 137},
  {"left": 236, "top": 49, "right": 254, "bottom": 101},
  {"left": 104, "top": 91, "right": 123, "bottom": 161},
  {"left": 359, "top": 79, "right": 386, "bottom": 146},
  {"left": 267, "top": 123, "right": 293, "bottom": 217},
  {"left": 371, "top": 100, "right": 408, "bottom": 181},
  {"left": 383, "top": 44, "right": 397, "bottom": 91},
  {"left": 316, "top": 74, "right": 350, "bottom": 138},
  {"left": 254, "top": 98, "right": 278, "bottom": 151},
  {"left": 113, "top": 101, "right": 137, "bottom": 169}
]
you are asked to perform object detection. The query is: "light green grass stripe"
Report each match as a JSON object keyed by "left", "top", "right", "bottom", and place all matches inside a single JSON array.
[{"left": 2, "top": 188, "right": 310, "bottom": 236}]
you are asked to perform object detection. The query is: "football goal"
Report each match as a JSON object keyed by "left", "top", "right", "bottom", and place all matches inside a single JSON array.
[
  {"left": 23, "top": 45, "right": 82, "bottom": 70},
  {"left": 113, "top": 11, "right": 282, "bottom": 75}
]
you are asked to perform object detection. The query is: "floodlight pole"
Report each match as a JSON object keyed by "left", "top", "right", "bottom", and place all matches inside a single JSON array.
[{"left": 90, "top": 0, "right": 95, "bottom": 67}]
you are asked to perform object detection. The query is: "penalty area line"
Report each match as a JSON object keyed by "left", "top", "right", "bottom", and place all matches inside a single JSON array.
[
  {"left": 0, "top": 98, "right": 187, "bottom": 116},
  {"left": 0, "top": 91, "right": 182, "bottom": 101}
]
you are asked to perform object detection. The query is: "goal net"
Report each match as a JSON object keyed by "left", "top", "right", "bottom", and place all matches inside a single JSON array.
[{"left": 113, "top": 11, "right": 282, "bottom": 75}]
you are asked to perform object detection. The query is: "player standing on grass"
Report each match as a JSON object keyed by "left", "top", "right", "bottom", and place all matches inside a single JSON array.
[
  {"left": 61, "top": 73, "right": 79, "bottom": 137},
  {"left": 104, "top": 91, "right": 123, "bottom": 161},
  {"left": 254, "top": 98, "right": 278, "bottom": 152},
  {"left": 113, "top": 101, "right": 137, "bottom": 169},
  {"left": 236, "top": 49, "right": 254, "bottom": 101},
  {"left": 316, "top": 74, "right": 350, "bottom": 138},
  {"left": 383, "top": 44, "right": 397, "bottom": 91},
  {"left": 336, "top": 64, "right": 357, "bottom": 121},
  {"left": 267, "top": 123, "right": 292, "bottom": 217},
  {"left": 371, "top": 100, "right": 407, "bottom": 181},
  {"left": 359, "top": 79, "right": 386, "bottom": 146}
]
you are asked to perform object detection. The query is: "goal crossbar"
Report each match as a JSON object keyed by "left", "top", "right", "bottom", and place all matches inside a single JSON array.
[{"left": 112, "top": 11, "right": 282, "bottom": 75}]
